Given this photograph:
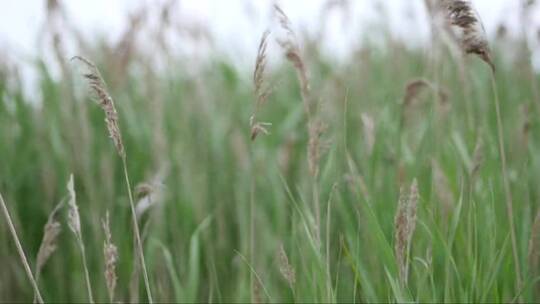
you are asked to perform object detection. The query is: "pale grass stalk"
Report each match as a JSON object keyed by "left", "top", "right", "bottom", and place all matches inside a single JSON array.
[
  {"left": 66, "top": 174, "right": 94, "bottom": 303},
  {"left": 72, "top": 56, "right": 153, "bottom": 303},
  {"left": 249, "top": 30, "right": 272, "bottom": 301},
  {"left": 275, "top": 4, "right": 324, "bottom": 248},
  {"left": 490, "top": 72, "right": 523, "bottom": 290},
  {"left": 325, "top": 184, "right": 338, "bottom": 302},
  {"left": 0, "top": 192, "right": 44, "bottom": 304},
  {"left": 249, "top": 181, "right": 256, "bottom": 302}
]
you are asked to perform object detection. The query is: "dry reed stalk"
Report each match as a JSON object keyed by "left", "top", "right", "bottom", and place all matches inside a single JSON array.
[
  {"left": 277, "top": 243, "right": 296, "bottom": 290},
  {"left": 35, "top": 202, "right": 63, "bottom": 284},
  {"left": 439, "top": 0, "right": 523, "bottom": 291},
  {"left": 275, "top": 5, "right": 315, "bottom": 119},
  {"left": 250, "top": 30, "right": 272, "bottom": 141},
  {"left": 66, "top": 174, "right": 94, "bottom": 303},
  {"left": 394, "top": 179, "right": 419, "bottom": 287},
  {"left": 102, "top": 211, "right": 118, "bottom": 303},
  {"left": 248, "top": 32, "right": 274, "bottom": 300},
  {"left": 0, "top": 192, "right": 44, "bottom": 304},
  {"left": 275, "top": 4, "right": 325, "bottom": 247},
  {"left": 72, "top": 56, "right": 153, "bottom": 303}
]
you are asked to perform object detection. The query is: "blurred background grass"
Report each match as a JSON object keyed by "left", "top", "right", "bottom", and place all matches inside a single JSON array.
[{"left": 2, "top": 1, "right": 540, "bottom": 303}]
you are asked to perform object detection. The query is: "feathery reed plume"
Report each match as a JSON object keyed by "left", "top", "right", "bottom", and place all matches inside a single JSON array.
[
  {"left": 250, "top": 30, "right": 272, "bottom": 141},
  {"left": 66, "top": 174, "right": 94, "bottom": 303},
  {"left": 277, "top": 244, "right": 296, "bottom": 289},
  {"left": 0, "top": 192, "right": 44, "bottom": 304},
  {"left": 35, "top": 202, "right": 63, "bottom": 284},
  {"left": 394, "top": 179, "right": 419, "bottom": 287},
  {"left": 442, "top": 0, "right": 495, "bottom": 71},
  {"left": 72, "top": 56, "right": 153, "bottom": 303},
  {"left": 71, "top": 56, "right": 124, "bottom": 158},
  {"left": 102, "top": 211, "right": 118, "bottom": 303}
]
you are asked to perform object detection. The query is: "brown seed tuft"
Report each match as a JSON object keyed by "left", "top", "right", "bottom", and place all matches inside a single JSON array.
[{"left": 442, "top": 0, "right": 495, "bottom": 71}]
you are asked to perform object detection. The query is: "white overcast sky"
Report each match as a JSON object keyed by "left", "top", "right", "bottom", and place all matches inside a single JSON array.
[
  {"left": 0, "top": 0, "right": 528, "bottom": 55},
  {"left": 0, "top": 0, "right": 536, "bottom": 79}
]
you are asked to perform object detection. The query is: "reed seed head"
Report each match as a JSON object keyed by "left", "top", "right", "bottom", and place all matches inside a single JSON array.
[
  {"left": 66, "top": 174, "right": 81, "bottom": 238},
  {"left": 442, "top": 0, "right": 495, "bottom": 71},
  {"left": 277, "top": 243, "right": 296, "bottom": 289},
  {"left": 72, "top": 56, "right": 125, "bottom": 158},
  {"left": 35, "top": 202, "right": 63, "bottom": 281},
  {"left": 394, "top": 179, "right": 419, "bottom": 286},
  {"left": 102, "top": 211, "right": 118, "bottom": 303},
  {"left": 250, "top": 30, "right": 272, "bottom": 141}
]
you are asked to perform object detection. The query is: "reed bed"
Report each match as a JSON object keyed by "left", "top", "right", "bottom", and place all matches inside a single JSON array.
[{"left": 1, "top": 1, "right": 540, "bottom": 303}]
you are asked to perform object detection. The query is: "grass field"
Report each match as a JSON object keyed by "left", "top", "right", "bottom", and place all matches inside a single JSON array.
[{"left": 1, "top": 1, "right": 540, "bottom": 303}]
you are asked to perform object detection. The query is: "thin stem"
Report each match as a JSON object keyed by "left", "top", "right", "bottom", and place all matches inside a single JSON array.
[
  {"left": 249, "top": 179, "right": 256, "bottom": 302},
  {"left": 490, "top": 72, "right": 523, "bottom": 292},
  {"left": 312, "top": 180, "right": 321, "bottom": 249},
  {"left": 0, "top": 192, "right": 44, "bottom": 304},
  {"left": 77, "top": 237, "right": 94, "bottom": 303},
  {"left": 122, "top": 156, "right": 153, "bottom": 303},
  {"left": 325, "top": 185, "right": 336, "bottom": 303}
]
